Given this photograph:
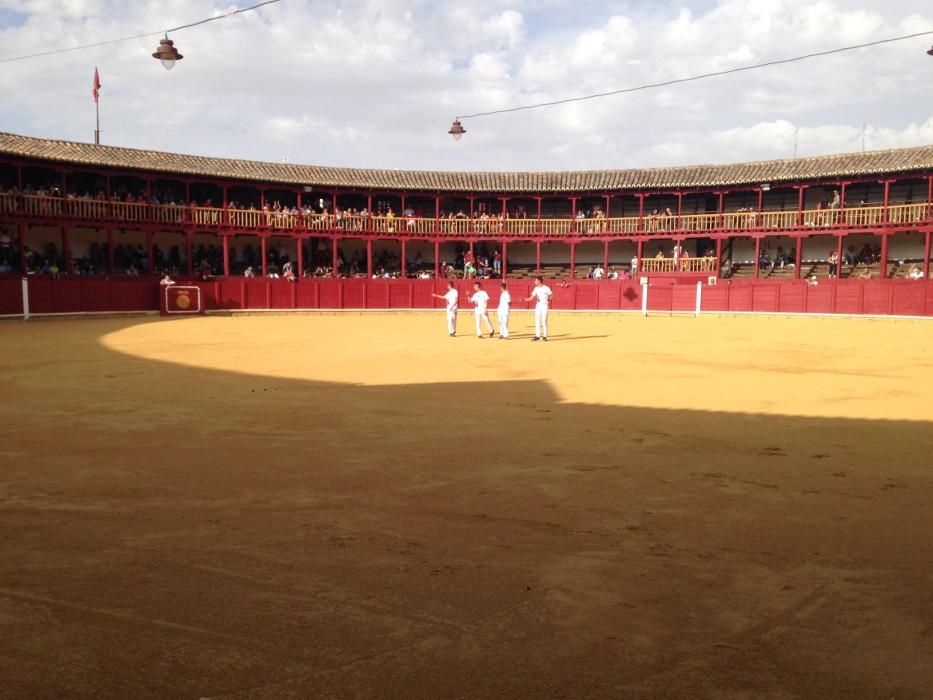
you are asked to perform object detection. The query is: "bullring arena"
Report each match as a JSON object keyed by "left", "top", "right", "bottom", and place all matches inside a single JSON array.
[{"left": 2, "top": 131, "right": 933, "bottom": 699}]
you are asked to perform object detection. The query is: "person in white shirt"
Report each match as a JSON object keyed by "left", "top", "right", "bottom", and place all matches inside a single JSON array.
[
  {"left": 466, "top": 281, "right": 495, "bottom": 338},
  {"left": 593, "top": 265, "right": 605, "bottom": 280},
  {"left": 524, "top": 276, "right": 553, "bottom": 341},
  {"left": 497, "top": 282, "right": 511, "bottom": 339},
  {"left": 431, "top": 281, "right": 459, "bottom": 336},
  {"left": 159, "top": 273, "right": 175, "bottom": 286}
]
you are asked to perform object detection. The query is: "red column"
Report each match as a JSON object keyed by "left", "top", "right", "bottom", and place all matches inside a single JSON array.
[
  {"left": 794, "top": 237, "right": 803, "bottom": 278},
  {"left": 222, "top": 235, "right": 230, "bottom": 276},
  {"left": 603, "top": 240, "right": 609, "bottom": 273},
  {"left": 879, "top": 234, "right": 888, "bottom": 278},
  {"left": 796, "top": 186, "right": 808, "bottom": 226},
  {"left": 535, "top": 241, "right": 541, "bottom": 274},
  {"left": 435, "top": 196, "right": 441, "bottom": 232},
  {"left": 756, "top": 188, "right": 764, "bottom": 229},
  {"left": 536, "top": 197, "right": 542, "bottom": 233},
  {"left": 715, "top": 237, "right": 723, "bottom": 276},
  {"left": 367, "top": 239, "right": 374, "bottom": 278},
  {"left": 261, "top": 236, "right": 268, "bottom": 277},
  {"left": 332, "top": 237, "right": 339, "bottom": 278},
  {"left": 570, "top": 241, "right": 576, "bottom": 279},
  {"left": 637, "top": 239, "right": 644, "bottom": 277},
  {"left": 604, "top": 195, "right": 611, "bottom": 220},
  {"left": 501, "top": 241, "right": 508, "bottom": 279},
  {"left": 106, "top": 227, "right": 113, "bottom": 276},
  {"left": 16, "top": 224, "right": 26, "bottom": 275},
  {"left": 923, "top": 231, "right": 931, "bottom": 280},
  {"left": 61, "top": 227, "right": 70, "bottom": 273},
  {"left": 676, "top": 192, "right": 683, "bottom": 231},
  {"left": 839, "top": 182, "right": 848, "bottom": 225},
  {"left": 927, "top": 176, "right": 933, "bottom": 221},
  {"left": 434, "top": 240, "right": 440, "bottom": 278},
  {"left": 754, "top": 237, "right": 761, "bottom": 279},
  {"left": 222, "top": 185, "right": 229, "bottom": 226},
  {"left": 186, "top": 231, "right": 193, "bottom": 276},
  {"left": 716, "top": 192, "right": 725, "bottom": 229},
  {"left": 637, "top": 194, "right": 645, "bottom": 231},
  {"left": 400, "top": 239, "right": 407, "bottom": 278},
  {"left": 145, "top": 230, "right": 152, "bottom": 275},
  {"left": 570, "top": 197, "right": 577, "bottom": 234},
  {"left": 881, "top": 180, "right": 892, "bottom": 223},
  {"left": 331, "top": 192, "right": 338, "bottom": 215},
  {"left": 297, "top": 237, "right": 304, "bottom": 276},
  {"left": 835, "top": 235, "right": 844, "bottom": 279}
]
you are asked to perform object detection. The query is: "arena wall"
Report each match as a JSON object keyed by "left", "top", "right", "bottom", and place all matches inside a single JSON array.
[{"left": 4, "top": 276, "right": 933, "bottom": 319}]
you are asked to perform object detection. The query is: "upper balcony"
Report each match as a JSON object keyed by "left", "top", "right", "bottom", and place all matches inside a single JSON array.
[{"left": 1, "top": 192, "right": 930, "bottom": 238}]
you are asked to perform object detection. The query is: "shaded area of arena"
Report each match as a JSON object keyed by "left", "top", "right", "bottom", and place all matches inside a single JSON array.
[{"left": 1, "top": 314, "right": 932, "bottom": 699}]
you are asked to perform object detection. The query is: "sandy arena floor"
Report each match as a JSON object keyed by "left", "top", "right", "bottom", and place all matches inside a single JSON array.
[{"left": 1, "top": 311, "right": 932, "bottom": 699}]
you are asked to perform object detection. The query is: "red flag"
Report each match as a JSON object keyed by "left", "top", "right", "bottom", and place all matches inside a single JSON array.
[{"left": 92, "top": 67, "right": 101, "bottom": 104}]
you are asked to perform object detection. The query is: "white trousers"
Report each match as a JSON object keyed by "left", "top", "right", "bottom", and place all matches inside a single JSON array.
[
  {"left": 446, "top": 307, "right": 458, "bottom": 334},
  {"left": 534, "top": 304, "right": 549, "bottom": 338},
  {"left": 475, "top": 310, "right": 494, "bottom": 336},
  {"left": 497, "top": 310, "right": 510, "bottom": 338}
]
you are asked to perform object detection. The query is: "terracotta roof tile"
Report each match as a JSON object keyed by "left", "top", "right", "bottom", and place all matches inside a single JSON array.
[{"left": 1, "top": 131, "right": 931, "bottom": 193}]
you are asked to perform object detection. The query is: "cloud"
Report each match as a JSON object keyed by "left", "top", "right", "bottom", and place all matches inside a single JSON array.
[{"left": 0, "top": 0, "right": 930, "bottom": 173}]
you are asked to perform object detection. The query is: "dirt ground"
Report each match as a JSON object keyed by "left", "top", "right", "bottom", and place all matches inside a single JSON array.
[{"left": 1, "top": 311, "right": 932, "bottom": 699}]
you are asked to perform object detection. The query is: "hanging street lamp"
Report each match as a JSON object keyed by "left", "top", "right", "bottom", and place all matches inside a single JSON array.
[
  {"left": 448, "top": 119, "right": 466, "bottom": 141},
  {"left": 152, "top": 35, "right": 184, "bottom": 70}
]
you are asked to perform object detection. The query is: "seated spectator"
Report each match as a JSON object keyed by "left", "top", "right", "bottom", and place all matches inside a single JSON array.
[
  {"left": 160, "top": 273, "right": 175, "bottom": 286},
  {"left": 244, "top": 266, "right": 255, "bottom": 278},
  {"left": 827, "top": 250, "right": 839, "bottom": 278},
  {"left": 593, "top": 265, "right": 605, "bottom": 280},
  {"left": 907, "top": 265, "right": 924, "bottom": 280}
]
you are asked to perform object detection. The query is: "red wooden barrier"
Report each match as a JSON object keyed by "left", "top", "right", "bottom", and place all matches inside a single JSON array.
[{"left": 3, "top": 275, "right": 933, "bottom": 318}]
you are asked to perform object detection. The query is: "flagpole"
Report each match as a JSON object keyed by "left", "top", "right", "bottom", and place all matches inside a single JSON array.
[{"left": 93, "top": 65, "right": 100, "bottom": 145}]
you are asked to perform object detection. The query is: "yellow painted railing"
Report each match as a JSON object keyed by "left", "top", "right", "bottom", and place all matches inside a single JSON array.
[
  {"left": 2, "top": 194, "right": 931, "bottom": 237},
  {"left": 641, "top": 257, "right": 717, "bottom": 273}
]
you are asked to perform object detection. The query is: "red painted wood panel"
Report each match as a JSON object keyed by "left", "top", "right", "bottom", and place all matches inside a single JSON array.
[
  {"left": 597, "top": 283, "right": 621, "bottom": 310},
  {"left": 728, "top": 286, "right": 753, "bottom": 312},
  {"left": 671, "top": 285, "right": 696, "bottom": 313},
  {"left": 342, "top": 279, "right": 366, "bottom": 308},
  {"left": 0, "top": 278, "right": 23, "bottom": 315},
  {"left": 270, "top": 281, "right": 293, "bottom": 309},
  {"left": 777, "top": 286, "right": 805, "bottom": 314},
  {"left": 700, "top": 285, "right": 727, "bottom": 311},
  {"left": 218, "top": 279, "right": 243, "bottom": 310},
  {"left": 891, "top": 284, "right": 924, "bottom": 316},
  {"left": 752, "top": 286, "right": 779, "bottom": 313},
  {"left": 296, "top": 281, "right": 318, "bottom": 308},
  {"left": 833, "top": 285, "right": 863, "bottom": 315},
  {"left": 647, "top": 285, "right": 673, "bottom": 312},
  {"left": 80, "top": 279, "right": 112, "bottom": 312},
  {"left": 366, "top": 281, "right": 389, "bottom": 309},
  {"left": 245, "top": 279, "right": 268, "bottom": 309},
  {"left": 318, "top": 280, "right": 340, "bottom": 308},
  {"left": 805, "top": 286, "right": 834, "bottom": 314},
  {"left": 862, "top": 286, "right": 891, "bottom": 315}
]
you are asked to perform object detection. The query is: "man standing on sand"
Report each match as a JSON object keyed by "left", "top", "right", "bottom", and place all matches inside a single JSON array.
[
  {"left": 524, "top": 276, "right": 553, "bottom": 341},
  {"left": 466, "top": 281, "right": 495, "bottom": 338},
  {"left": 497, "top": 282, "right": 511, "bottom": 339},
  {"left": 432, "top": 281, "right": 459, "bottom": 337}
]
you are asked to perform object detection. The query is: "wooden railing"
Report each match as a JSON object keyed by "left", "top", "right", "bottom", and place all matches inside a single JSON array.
[
  {"left": 641, "top": 257, "right": 717, "bottom": 273},
  {"left": 1, "top": 192, "right": 930, "bottom": 237}
]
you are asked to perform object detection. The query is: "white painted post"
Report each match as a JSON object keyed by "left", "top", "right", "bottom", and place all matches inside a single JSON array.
[
  {"left": 641, "top": 278, "right": 649, "bottom": 317},
  {"left": 695, "top": 281, "right": 702, "bottom": 317},
  {"left": 21, "top": 277, "right": 29, "bottom": 320}
]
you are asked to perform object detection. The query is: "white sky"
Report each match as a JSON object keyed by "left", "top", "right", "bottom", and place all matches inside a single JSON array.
[{"left": 0, "top": 0, "right": 932, "bottom": 172}]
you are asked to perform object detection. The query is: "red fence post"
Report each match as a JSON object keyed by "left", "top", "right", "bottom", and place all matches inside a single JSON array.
[{"left": 923, "top": 231, "right": 931, "bottom": 281}]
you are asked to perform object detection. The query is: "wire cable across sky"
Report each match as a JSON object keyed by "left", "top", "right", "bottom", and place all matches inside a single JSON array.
[
  {"left": 0, "top": 0, "right": 281, "bottom": 64},
  {"left": 455, "top": 29, "right": 933, "bottom": 121}
]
